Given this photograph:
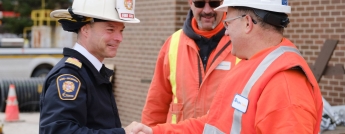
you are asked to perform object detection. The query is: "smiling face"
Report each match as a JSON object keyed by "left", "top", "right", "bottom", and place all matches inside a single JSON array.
[
  {"left": 224, "top": 8, "right": 247, "bottom": 59},
  {"left": 82, "top": 21, "right": 125, "bottom": 61},
  {"left": 189, "top": 0, "right": 224, "bottom": 31}
]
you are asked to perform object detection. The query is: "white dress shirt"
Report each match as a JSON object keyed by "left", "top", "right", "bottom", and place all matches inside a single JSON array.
[{"left": 73, "top": 43, "right": 102, "bottom": 72}]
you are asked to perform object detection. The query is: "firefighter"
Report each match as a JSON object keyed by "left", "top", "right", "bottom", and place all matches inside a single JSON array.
[
  {"left": 39, "top": 0, "right": 139, "bottom": 133},
  {"left": 141, "top": 0, "right": 239, "bottom": 126},
  {"left": 131, "top": 0, "right": 323, "bottom": 133}
]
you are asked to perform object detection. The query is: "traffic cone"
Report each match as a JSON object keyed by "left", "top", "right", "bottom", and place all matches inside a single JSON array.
[
  {"left": 0, "top": 123, "right": 3, "bottom": 134},
  {"left": 5, "top": 84, "right": 20, "bottom": 122}
]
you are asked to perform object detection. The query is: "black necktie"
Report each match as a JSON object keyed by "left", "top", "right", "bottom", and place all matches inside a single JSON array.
[{"left": 100, "top": 64, "right": 107, "bottom": 78}]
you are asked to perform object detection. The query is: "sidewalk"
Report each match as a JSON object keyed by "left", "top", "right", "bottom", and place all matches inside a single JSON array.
[
  {"left": 0, "top": 112, "right": 343, "bottom": 134},
  {"left": 0, "top": 112, "right": 39, "bottom": 134},
  {"left": 323, "top": 126, "right": 345, "bottom": 134}
]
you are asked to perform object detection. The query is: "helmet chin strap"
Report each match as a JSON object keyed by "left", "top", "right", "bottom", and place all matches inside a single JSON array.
[
  {"left": 68, "top": 7, "right": 86, "bottom": 22},
  {"left": 252, "top": 9, "right": 290, "bottom": 28}
]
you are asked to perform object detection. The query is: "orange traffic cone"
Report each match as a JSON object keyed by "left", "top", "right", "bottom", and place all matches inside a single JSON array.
[{"left": 5, "top": 84, "right": 20, "bottom": 122}]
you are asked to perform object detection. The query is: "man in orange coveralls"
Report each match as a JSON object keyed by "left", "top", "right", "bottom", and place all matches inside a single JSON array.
[
  {"left": 141, "top": 0, "right": 239, "bottom": 126},
  {"left": 131, "top": 0, "right": 323, "bottom": 133}
]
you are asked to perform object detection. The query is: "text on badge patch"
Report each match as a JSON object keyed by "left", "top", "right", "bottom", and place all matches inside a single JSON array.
[
  {"left": 56, "top": 74, "right": 81, "bottom": 100},
  {"left": 116, "top": 0, "right": 136, "bottom": 20}
]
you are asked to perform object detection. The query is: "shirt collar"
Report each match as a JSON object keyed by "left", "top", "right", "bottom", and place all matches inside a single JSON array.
[{"left": 73, "top": 43, "right": 103, "bottom": 72}]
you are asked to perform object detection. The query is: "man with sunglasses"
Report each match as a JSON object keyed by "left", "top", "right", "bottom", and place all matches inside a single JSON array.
[
  {"left": 131, "top": 0, "right": 323, "bottom": 133},
  {"left": 141, "top": 0, "right": 239, "bottom": 127}
]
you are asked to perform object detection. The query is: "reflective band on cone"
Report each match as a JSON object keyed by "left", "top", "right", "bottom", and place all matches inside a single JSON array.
[{"left": 5, "top": 84, "right": 20, "bottom": 122}]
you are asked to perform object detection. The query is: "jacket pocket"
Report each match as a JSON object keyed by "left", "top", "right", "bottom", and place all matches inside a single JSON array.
[{"left": 166, "top": 103, "right": 183, "bottom": 124}]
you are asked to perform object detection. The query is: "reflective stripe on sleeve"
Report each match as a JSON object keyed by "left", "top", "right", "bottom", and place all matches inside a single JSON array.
[
  {"left": 168, "top": 29, "right": 183, "bottom": 124},
  {"left": 203, "top": 124, "right": 225, "bottom": 134}
]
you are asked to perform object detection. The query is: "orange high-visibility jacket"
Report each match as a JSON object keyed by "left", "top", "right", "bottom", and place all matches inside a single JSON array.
[
  {"left": 152, "top": 38, "right": 323, "bottom": 134},
  {"left": 141, "top": 30, "right": 239, "bottom": 126}
]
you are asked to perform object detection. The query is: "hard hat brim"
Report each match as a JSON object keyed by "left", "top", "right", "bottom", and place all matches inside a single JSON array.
[
  {"left": 214, "top": 3, "right": 291, "bottom": 14},
  {"left": 50, "top": 9, "right": 140, "bottom": 23}
]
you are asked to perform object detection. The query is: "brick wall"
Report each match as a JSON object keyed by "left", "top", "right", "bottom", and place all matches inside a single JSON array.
[
  {"left": 105, "top": 0, "right": 345, "bottom": 126},
  {"left": 285, "top": 0, "right": 345, "bottom": 106}
]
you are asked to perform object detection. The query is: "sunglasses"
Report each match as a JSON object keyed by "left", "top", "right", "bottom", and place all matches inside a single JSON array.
[{"left": 193, "top": 1, "right": 223, "bottom": 8}]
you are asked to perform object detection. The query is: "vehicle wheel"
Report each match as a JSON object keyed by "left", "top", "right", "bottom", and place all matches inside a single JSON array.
[{"left": 32, "top": 68, "right": 51, "bottom": 77}]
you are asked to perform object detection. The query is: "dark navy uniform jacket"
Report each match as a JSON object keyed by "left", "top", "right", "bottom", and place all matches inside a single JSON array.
[{"left": 39, "top": 48, "right": 124, "bottom": 134}]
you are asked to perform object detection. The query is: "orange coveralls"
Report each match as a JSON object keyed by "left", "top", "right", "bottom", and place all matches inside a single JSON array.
[
  {"left": 152, "top": 38, "right": 323, "bottom": 134},
  {"left": 141, "top": 30, "right": 238, "bottom": 126}
]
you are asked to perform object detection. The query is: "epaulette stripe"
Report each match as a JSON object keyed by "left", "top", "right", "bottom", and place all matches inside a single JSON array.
[{"left": 65, "top": 57, "right": 82, "bottom": 68}]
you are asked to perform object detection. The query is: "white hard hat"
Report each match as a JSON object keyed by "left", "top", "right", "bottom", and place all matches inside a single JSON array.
[
  {"left": 214, "top": 0, "right": 291, "bottom": 14},
  {"left": 50, "top": 0, "right": 140, "bottom": 23}
]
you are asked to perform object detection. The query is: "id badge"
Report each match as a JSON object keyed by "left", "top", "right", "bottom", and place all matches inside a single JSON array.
[{"left": 231, "top": 94, "right": 249, "bottom": 113}]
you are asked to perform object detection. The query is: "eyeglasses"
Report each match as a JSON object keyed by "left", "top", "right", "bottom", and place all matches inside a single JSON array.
[
  {"left": 193, "top": 1, "right": 223, "bottom": 8},
  {"left": 223, "top": 15, "right": 258, "bottom": 29},
  {"left": 223, "top": 15, "right": 246, "bottom": 29}
]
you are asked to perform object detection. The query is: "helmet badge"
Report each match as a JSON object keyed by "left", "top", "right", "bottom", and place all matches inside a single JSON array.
[{"left": 124, "top": 0, "right": 133, "bottom": 10}]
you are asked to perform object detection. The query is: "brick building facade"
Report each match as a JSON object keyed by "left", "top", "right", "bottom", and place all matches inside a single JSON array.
[{"left": 104, "top": 0, "right": 345, "bottom": 126}]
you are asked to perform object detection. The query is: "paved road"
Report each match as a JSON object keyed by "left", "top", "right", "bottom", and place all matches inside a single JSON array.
[
  {"left": 0, "top": 112, "right": 39, "bottom": 134},
  {"left": 0, "top": 112, "right": 344, "bottom": 134},
  {"left": 323, "top": 126, "right": 345, "bottom": 134}
]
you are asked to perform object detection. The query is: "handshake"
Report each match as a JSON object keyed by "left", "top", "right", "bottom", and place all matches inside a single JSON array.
[{"left": 124, "top": 121, "right": 153, "bottom": 134}]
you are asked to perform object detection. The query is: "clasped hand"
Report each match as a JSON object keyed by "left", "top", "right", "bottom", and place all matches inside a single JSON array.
[{"left": 124, "top": 121, "right": 153, "bottom": 134}]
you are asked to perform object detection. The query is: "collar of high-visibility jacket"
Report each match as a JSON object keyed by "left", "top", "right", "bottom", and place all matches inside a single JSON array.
[
  {"left": 191, "top": 13, "right": 226, "bottom": 39},
  {"left": 249, "top": 38, "right": 288, "bottom": 60}
]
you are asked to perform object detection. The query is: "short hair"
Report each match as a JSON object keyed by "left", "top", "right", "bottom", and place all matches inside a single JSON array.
[{"left": 232, "top": 6, "right": 286, "bottom": 34}]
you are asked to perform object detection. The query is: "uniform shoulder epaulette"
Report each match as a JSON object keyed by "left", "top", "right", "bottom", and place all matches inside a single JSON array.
[{"left": 65, "top": 57, "right": 82, "bottom": 68}]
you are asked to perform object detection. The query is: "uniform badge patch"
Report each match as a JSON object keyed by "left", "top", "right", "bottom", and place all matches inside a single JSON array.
[{"left": 56, "top": 74, "right": 81, "bottom": 100}]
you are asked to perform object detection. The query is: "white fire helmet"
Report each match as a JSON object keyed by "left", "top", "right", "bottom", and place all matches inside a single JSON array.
[
  {"left": 50, "top": 0, "right": 140, "bottom": 23},
  {"left": 214, "top": 0, "right": 291, "bottom": 14}
]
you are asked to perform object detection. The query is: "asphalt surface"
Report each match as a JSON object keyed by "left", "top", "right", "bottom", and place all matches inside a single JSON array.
[
  {"left": 0, "top": 112, "right": 343, "bottom": 134},
  {"left": 0, "top": 112, "right": 39, "bottom": 134}
]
